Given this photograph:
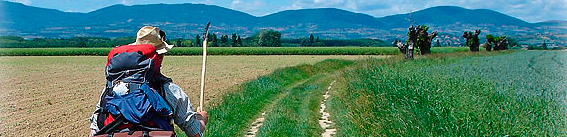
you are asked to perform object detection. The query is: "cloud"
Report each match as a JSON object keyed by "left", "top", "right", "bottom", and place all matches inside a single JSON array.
[
  {"left": 286, "top": 0, "right": 347, "bottom": 10},
  {"left": 280, "top": 0, "right": 567, "bottom": 22},
  {"left": 230, "top": 0, "right": 266, "bottom": 14},
  {"left": 12, "top": 0, "right": 31, "bottom": 5},
  {"left": 120, "top": 0, "right": 130, "bottom": 5}
]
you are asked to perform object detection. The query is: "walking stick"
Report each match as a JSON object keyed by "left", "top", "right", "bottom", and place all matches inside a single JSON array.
[{"left": 200, "top": 22, "right": 211, "bottom": 109}]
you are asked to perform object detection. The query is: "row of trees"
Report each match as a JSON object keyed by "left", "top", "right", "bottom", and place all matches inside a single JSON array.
[
  {"left": 0, "top": 30, "right": 390, "bottom": 48},
  {"left": 461, "top": 30, "right": 512, "bottom": 52},
  {"left": 0, "top": 36, "right": 136, "bottom": 48},
  {"left": 192, "top": 33, "right": 243, "bottom": 47},
  {"left": 299, "top": 34, "right": 325, "bottom": 47}
]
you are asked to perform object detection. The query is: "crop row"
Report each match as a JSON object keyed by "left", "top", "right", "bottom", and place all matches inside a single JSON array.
[
  {"left": 330, "top": 51, "right": 567, "bottom": 136},
  {"left": 0, "top": 47, "right": 468, "bottom": 56}
]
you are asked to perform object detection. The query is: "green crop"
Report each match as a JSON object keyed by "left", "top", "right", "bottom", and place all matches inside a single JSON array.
[
  {"left": 0, "top": 47, "right": 468, "bottom": 56},
  {"left": 330, "top": 51, "right": 567, "bottom": 136}
]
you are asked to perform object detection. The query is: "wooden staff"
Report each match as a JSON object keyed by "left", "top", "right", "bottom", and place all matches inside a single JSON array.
[{"left": 200, "top": 22, "right": 211, "bottom": 109}]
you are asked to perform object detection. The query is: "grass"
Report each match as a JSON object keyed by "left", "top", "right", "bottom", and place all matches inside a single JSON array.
[
  {"left": 0, "top": 47, "right": 469, "bottom": 56},
  {"left": 181, "top": 59, "right": 354, "bottom": 137},
  {"left": 254, "top": 74, "right": 332, "bottom": 137},
  {"left": 329, "top": 51, "right": 567, "bottom": 136}
]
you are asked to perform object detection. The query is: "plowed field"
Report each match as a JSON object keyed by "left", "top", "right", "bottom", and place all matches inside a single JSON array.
[{"left": 0, "top": 55, "right": 382, "bottom": 137}]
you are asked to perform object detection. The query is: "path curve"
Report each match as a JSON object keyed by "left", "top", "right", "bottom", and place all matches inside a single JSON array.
[
  {"left": 245, "top": 112, "right": 266, "bottom": 137},
  {"left": 319, "top": 80, "right": 337, "bottom": 137},
  {"left": 244, "top": 77, "right": 317, "bottom": 137}
]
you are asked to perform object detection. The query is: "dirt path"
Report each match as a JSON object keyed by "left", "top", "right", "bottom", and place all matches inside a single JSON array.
[
  {"left": 319, "top": 80, "right": 337, "bottom": 137},
  {"left": 244, "top": 75, "right": 320, "bottom": 137},
  {"left": 245, "top": 112, "right": 266, "bottom": 137}
]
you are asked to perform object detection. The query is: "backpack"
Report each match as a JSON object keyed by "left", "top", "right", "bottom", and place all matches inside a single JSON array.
[{"left": 95, "top": 44, "right": 173, "bottom": 135}]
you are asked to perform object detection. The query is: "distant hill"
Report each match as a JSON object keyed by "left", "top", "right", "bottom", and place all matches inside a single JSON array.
[
  {"left": 1, "top": 0, "right": 565, "bottom": 43},
  {"left": 0, "top": 1, "right": 82, "bottom": 29},
  {"left": 259, "top": 8, "right": 383, "bottom": 29},
  {"left": 378, "top": 6, "right": 533, "bottom": 29},
  {"left": 535, "top": 20, "right": 567, "bottom": 27},
  {"left": 84, "top": 3, "right": 257, "bottom": 26}
]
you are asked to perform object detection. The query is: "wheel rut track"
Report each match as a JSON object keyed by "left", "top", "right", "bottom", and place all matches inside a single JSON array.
[
  {"left": 244, "top": 76, "right": 319, "bottom": 137},
  {"left": 319, "top": 80, "right": 337, "bottom": 137},
  {"left": 527, "top": 52, "right": 546, "bottom": 77},
  {"left": 550, "top": 52, "right": 565, "bottom": 67}
]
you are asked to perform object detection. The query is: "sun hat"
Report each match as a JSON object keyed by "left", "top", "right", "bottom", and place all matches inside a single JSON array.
[{"left": 132, "top": 26, "right": 174, "bottom": 54}]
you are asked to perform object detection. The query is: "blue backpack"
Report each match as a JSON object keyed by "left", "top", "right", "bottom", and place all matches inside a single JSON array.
[{"left": 95, "top": 44, "right": 173, "bottom": 135}]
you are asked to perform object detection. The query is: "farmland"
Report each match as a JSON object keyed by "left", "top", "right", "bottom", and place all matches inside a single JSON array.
[
  {"left": 0, "top": 55, "right": 379, "bottom": 137},
  {"left": 0, "top": 47, "right": 468, "bottom": 56},
  {"left": 330, "top": 51, "right": 567, "bottom": 136},
  {"left": 193, "top": 50, "right": 567, "bottom": 137},
  {"left": 1, "top": 49, "right": 564, "bottom": 137}
]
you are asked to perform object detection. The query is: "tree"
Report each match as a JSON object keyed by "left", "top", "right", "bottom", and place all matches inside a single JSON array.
[
  {"left": 196, "top": 35, "right": 202, "bottom": 47},
  {"left": 313, "top": 36, "right": 325, "bottom": 47},
  {"left": 486, "top": 34, "right": 509, "bottom": 51},
  {"left": 78, "top": 41, "right": 87, "bottom": 48},
  {"left": 415, "top": 25, "right": 437, "bottom": 54},
  {"left": 237, "top": 36, "right": 242, "bottom": 47},
  {"left": 219, "top": 35, "right": 228, "bottom": 47},
  {"left": 231, "top": 33, "right": 237, "bottom": 47},
  {"left": 253, "top": 30, "right": 281, "bottom": 47},
  {"left": 300, "top": 39, "right": 309, "bottom": 47},
  {"left": 209, "top": 33, "right": 218, "bottom": 47},
  {"left": 463, "top": 30, "right": 481, "bottom": 52},
  {"left": 435, "top": 39, "right": 441, "bottom": 47},
  {"left": 309, "top": 34, "right": 314, "bottom": 47},
  {"left": 176, "top": 38, "right": 182, "bottom": 47},
  {"left": 182, "top": 39, "right": 192, "bottom": 47},
  {"left": 392, "top": 39, "right": 400, "bottom": 47}
]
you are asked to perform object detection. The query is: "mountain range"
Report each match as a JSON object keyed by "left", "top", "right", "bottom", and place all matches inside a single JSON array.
[{"left": 0, "top": 1, "right": 565, "bottom": 45}]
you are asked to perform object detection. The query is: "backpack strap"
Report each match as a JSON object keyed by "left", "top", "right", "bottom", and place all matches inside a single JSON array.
[
  {"left": 128, "top": 83, "right": 140, "bottom": 93},
  {"left": 95, "top": 114, "right": 125, "bottom": 136},
  {"left": 96, "top": 81, "right": 114, "bottom": 129},
  {"left": 152, "top": 73, "right": 172, "bottom": 97}
]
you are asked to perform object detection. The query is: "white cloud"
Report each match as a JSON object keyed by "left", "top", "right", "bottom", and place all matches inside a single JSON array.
[
  {"left": 12, "top": 0, "right": 31, "bottom": 5},
  {"left": 120, "top": 0, "right": 130, "bottom": 5},
  {"left": 232, "top": 0, "right": 241, "bottom": 5},
  {"left": 279, "top": 0, "right": 567, "bottom": 22},
  {"left": 230, "top": 0, "right": 266, "bottom": 14}
]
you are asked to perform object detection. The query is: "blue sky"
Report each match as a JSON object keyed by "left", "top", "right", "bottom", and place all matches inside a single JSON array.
[{"left": 6, "top": 0, "right": 567, "bottom": 23}]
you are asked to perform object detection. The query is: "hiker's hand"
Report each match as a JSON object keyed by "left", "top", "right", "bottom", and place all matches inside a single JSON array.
[
  {"left": 196, "top": 107, "right": 208, "bottom": 134},
  {"left": 89, "top": 129, "right": 96, "bottom": 137},
  {"left": 197, "top": 107, "right": 208, "bottom": 125}
]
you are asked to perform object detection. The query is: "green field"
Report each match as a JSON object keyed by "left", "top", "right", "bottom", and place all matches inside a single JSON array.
[
  {"left": 0, "top": 47, "right": 468, "bottom": 56},
  {"left": 332, "top": 51, "right": 567, "bottom": 136},
  {"left": 2, "top": 47, "right": 561, "bottom": 136},
  {"left": 191, "top": 50, "right": 567, "bottom": 136}
]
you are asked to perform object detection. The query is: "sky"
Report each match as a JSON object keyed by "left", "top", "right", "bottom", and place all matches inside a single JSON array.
[{"left": 5, "top": 0, "right": 567, "bottom": 23}]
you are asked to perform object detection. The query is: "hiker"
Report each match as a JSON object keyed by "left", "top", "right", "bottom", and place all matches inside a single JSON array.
[{"left": 89, "top": 26, "right": 208, "bottom": 137}]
